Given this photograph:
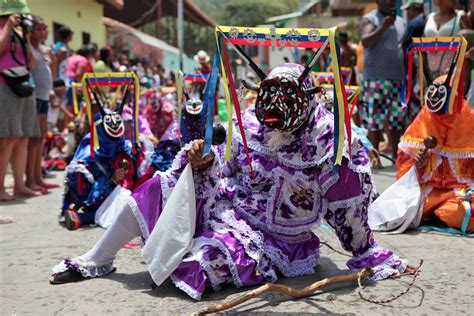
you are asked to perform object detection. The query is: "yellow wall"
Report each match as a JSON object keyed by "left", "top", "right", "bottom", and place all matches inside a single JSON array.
[{"left": 27, "top": 0, "right": 106, "bottom": 51}]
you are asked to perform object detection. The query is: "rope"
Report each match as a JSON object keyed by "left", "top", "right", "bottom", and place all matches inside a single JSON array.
[
  {"left": 320, "top": 241, "right": 351, "bottom": 257},
  {"left": 321, "top": 241, "right": 423, "bottom": 305},
  {"left": 358, "top": 259, "right": 423, "bottom": 305}
]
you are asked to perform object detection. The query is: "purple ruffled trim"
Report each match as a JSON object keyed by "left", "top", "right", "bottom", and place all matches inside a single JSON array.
[
  {"left": 64, "top": 257, "right": 81, "bottom": 272},
  {"left": 346, "top": 246, "right": 408, "bottom": 281}
]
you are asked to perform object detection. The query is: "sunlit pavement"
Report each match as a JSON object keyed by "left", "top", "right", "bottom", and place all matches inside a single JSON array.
[{"left": 1, "top": 157, "right": 473, "bottom": 315}]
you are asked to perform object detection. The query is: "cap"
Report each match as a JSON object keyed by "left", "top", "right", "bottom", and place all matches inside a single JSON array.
[
  {"left": 0, "top": 0, "right": 30, "bottom": 16},
  {"left": 336, "top": 30, "right": 349, "bottom": 42},
  {"left": 401, "top": 0, "right": 424, "bottom": 10}
]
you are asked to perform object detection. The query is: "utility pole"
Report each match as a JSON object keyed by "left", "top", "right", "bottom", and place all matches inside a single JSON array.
[
  {"left": 156, "top": 0, "right": 162, "bottom": 38},
  {"left": 177, "top": 0, "right": 184, "bottom": 71}
]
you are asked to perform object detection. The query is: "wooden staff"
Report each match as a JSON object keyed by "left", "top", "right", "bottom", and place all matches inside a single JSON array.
[{"left": 192, "top": 268, "right": 373, "bottom": 316}]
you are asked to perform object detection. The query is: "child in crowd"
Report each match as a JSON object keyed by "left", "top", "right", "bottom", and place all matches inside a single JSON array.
[{"left": 48, "top": 79, "right": 69, "bottom": 132}]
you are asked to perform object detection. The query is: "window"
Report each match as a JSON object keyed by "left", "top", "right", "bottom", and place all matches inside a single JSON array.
[
  {"left": 82, "top": 32, "right": 91, "bottom": 45},
  {"left": 53, "top": 22, "right": 64, "bottom": 43}
]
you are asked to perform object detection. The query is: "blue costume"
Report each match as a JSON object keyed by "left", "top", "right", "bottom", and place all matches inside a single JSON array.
[{"left": 61, "top": 112, "right": 152, "bottom": 229}]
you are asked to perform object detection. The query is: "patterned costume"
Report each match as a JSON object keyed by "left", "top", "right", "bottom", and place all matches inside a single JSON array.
[
  {"left": 396, "top": 100, "right": 474, "bottom": 231},
  {"left": 61, "top": 110, "right": 154, "bottom": 229},
  {"left": 143, "top": 95, "right": 174, "bottom": 140},
  {"left": 52, "top": 64, "right": 407, "bottom": 297}
]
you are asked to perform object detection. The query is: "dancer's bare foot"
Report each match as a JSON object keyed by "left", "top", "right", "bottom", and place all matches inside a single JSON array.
[
  {"left": 26, "top": 182, "right": 49, "bottom": 194},
  {"left": 0, "top": 190, "right": 16, "bottom": 201},
  {"left": 14, "top": 186, "right": 42, "bottom": 197},
  {"left": 37, "top": 180, "right": 60, "bottom": 189}
]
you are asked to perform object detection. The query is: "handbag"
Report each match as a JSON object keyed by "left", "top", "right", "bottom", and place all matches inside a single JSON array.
[
  {"left": 0, "top": 30, "right": 34, "bottom": 98},
  {"left": 1, "top": 66, "right": 34, "bottom": 97}
]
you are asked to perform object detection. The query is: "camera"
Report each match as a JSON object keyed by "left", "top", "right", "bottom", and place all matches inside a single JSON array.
[
  {"left": 389, "top": 10, "right": 396, "bottom": 19},
  {"left": 20, "top": 14, "right": 33, "bottom": 32}
]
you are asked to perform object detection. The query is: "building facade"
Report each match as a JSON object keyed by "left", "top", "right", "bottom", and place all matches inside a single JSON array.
[{"left": 28, "top": 0, "right": 107, "bottom": 50}]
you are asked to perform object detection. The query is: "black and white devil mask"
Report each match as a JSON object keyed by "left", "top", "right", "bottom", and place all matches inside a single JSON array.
[
  {"left": 243, "top": 63, "right": 320, "bottom": 132},
  {"left": 102, "top": 111, "right": 125, "bottom": 138}
]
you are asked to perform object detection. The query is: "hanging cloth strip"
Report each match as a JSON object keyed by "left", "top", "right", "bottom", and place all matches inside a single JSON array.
[
  {"left": 403, "top": 36, "right": 467, "bottom": 114},
  {"left": 211, "top": 26, "right": 349, "bottom": 170},
  {"left": 201, "top": 48, "right": 221, "bottom": 158},
  {"left": 176, "top": 71, "right": 184, "bottom": 138}
]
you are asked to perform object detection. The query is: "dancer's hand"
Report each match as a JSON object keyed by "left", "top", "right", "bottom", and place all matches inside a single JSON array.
[
  {"left": 188, "top": 140, "right": 214, "bottom": 170},
  {"left": 111, "top": 168, "right": 127, "bottom": 184},
  {"left": 414, "top": 148, "right": 430, "bottom": 169}
]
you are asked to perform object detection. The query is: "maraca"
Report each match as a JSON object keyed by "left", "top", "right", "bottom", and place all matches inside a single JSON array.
[
  {"left": 212, "top": 124, "right": 226, "bottom": 145},
  {"left": 423, "top": 136, "right": 438, "bottom": 149},
  {"left": 202, "top": 124, "right": 227, "bottom": 146},
  {"left": 119, "top": 159, "right": 130, "bottom": 169}
]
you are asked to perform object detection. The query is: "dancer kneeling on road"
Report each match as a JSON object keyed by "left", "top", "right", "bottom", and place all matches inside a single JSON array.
[{"left": 50, "top": 64, "right": 414, "bottom": 299}]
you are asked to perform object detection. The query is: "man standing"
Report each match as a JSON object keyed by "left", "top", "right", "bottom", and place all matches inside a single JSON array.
[
  {"left": 402, "top": 0, "right": 425, "bottom": 47},
  {"left": 359, "top": 0, "right": 406, "bottom": 163},
  {"left": 402, "top": 0, "right": 426, "bottom": 127}
]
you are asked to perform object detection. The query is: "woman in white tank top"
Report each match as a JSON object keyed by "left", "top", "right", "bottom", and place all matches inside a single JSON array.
[{"left": 423, "top": 0, "right": 464, "bottom": 77}]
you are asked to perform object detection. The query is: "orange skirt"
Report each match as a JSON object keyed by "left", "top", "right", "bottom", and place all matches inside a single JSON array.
[{"left": 423, "top": 187, "right": 474, "bottom": 231}]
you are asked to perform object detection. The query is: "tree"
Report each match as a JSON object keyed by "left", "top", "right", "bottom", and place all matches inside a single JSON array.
[{"left": 195, "top": 0, "right": 300, "bottom": 27}]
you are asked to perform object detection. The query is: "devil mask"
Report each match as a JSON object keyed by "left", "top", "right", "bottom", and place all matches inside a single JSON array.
[
  {"left": 102, "top": 111, "right": 125, "bottom": 138},
  {"left": 251, "top": 64, "right": 318, "bottom": 132},
  {"left": 185, "top": 97, "right": 203, "bottom": 118}
]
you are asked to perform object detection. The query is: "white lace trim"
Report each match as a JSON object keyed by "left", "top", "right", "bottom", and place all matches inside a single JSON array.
[
  {"left": 350, "top": 245, "right": 383, "bottom": 262},
  {"left": 209, "top": 209, "right": 264, "bottom": 262},
  {"left": 421, "top": 155, "right": 443, "bottom": 183},
  {"left": 137, "top": 135, "right": 154, "bottom": 177},
  {"left": 399, "top": 141, "right": 474, "bottom": 159},
  {"left": 233, "top": 131, "right": 334, "bottom": 170},
  {"left": 169, "top": 273, "right": 202, "bottom": 300},
  {"left": 448, "top": 157, "right": 474, "bottom": 184},
  {"left": 263, "top": 245, "right": 320, "bottom": 277},
  {"left": 360, "top": 255, "right": 408, "bottom": 282},
  {"left": 182, "top": 248, "right": 223, "bottom": 292},
  {"left": 128, "top": 198, "right": 151, "bottom": 241},
  {"left": 320, "top": 172, "right": 340, "bottom": 195},
  {"left": 65, "top": 160, "right": 95, "bottom": 183},
  {"left": 52, "top": 257, "right": 115, "bottom": 278},
  {"left": 327, "top": 193, "right": 366, "bottom": 210},
  {"left": 193, "top": 236, "right": 243, "bottom": 288}
]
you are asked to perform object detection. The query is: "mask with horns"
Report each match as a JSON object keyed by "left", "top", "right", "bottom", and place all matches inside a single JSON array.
[{"left": 242, "top": 63, "right": 321, "bottom": 132}]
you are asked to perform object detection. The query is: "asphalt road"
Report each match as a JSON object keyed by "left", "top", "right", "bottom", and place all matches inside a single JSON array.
[{"left": 1, "top": 159, "right": 473, "bottom": 315}]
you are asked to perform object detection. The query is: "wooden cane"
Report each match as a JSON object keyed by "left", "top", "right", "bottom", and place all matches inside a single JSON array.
[{"left": 192, "top": 268, "right": 373, "bottom": 316}]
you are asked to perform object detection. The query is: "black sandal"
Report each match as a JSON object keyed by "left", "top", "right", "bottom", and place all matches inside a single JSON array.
[{"left": 50, "top": 269, "right": 86, "bottom": 284}]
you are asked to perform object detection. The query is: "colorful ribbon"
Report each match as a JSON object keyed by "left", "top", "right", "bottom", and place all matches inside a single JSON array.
[
  {"left": 202, "top": 48, "right": 221, "bottom": 157},
  {"left": 221, "top": 38, "right": 254, "bottom": 176},
  {"left": 176, "top": 71, "right": 183, "bottom": 138}
]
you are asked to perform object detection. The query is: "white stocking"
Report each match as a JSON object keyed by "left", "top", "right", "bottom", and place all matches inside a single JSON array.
[{"left": 80, "top": 203, "right": 141, "bottom": 265}]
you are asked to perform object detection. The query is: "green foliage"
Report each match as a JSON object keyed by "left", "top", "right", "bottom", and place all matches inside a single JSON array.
[{"left": 195, "top": 0, "right": 300, "bottom": 26}]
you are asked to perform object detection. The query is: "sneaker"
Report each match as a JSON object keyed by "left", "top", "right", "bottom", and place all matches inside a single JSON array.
[
  {"left": 50, "top": 269, "right": 85, "bottom": 284},
  {"left": 65, "top": 208, "right": 81, "bottom": 230}
]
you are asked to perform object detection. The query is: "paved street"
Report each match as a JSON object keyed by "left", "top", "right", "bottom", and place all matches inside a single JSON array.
[{"left": 1, "top": 159, "right": 473, "bottom": 315}]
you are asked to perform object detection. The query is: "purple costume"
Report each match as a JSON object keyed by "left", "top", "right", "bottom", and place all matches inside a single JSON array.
[
  {"left": 52, "top": 65, "right": 407, "bottom": 298},
  {"left": 129, "top": 84, "right": 406, "bottom": 300}
]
